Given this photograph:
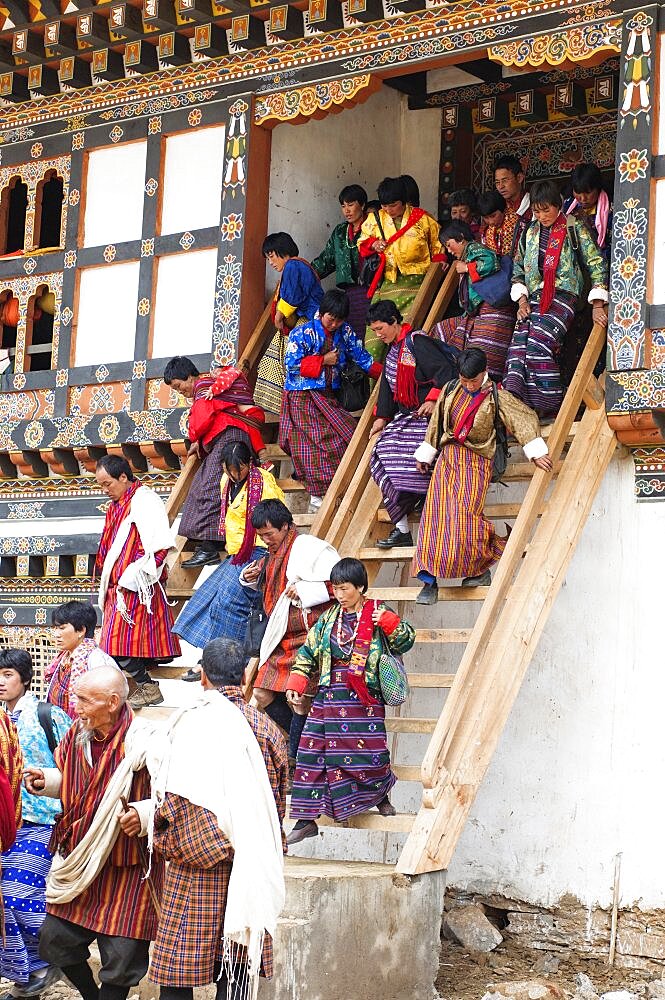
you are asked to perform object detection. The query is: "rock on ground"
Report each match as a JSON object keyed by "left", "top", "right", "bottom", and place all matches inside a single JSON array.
[
  {"left": 444, "top": 904, "right": 504, "bottom": 953},
  {"left": 481, "top": 980, "right": 566, "bottom": 999}
]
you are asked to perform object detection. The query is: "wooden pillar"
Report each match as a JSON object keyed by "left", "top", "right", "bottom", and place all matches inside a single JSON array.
[{"left": 213, "top": 97, "right": 272, "bottom": 365}]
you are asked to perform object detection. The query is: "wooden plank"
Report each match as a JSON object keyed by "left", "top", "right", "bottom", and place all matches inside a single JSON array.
[
  {"left": 367, "top": 586, "right": 488, "bottom": 602},
  {"left": 393, "top": 765, "right": 423, "bottom": 782},
  {"left": 414, "top": 628, "right": 471, "bottom": 643},
  {"left": 407, "top": 673, "right": 456, "bottom": 687},
  {"left": 237, "top": 300, "right": 274, "bottom": 372},
  {"left": 315, "top": 812, "right": 415, "bottom": 833},
  {"left": 293, "top": 513, "right": 315, "bottom": 527},
  {"left": 421, "top": 266, "right": 458, "bottom": 331},
  {"left": 376, "top": 504, "right": 532, "bottom": 522},
  {"left": 502, "top": 461, "right": 563, "bottom": 480},
  {"left": 406, "top": 261, "right": 448, "bottom": 329},
  {"left": 276, "top": 478, "right": 305, "bottom": 491},
  {"left": 165, "top": 453, "right": 199, "bottom": 525},
  {"left": 360, "top": 546, "right": 415, "bottom": 561},
  {"left": 397, "top": 372, "right": 616, "bottom": 875},
  {"left": 385, "top": 717, "right": 437, "bottom": 733},
  {"left": 582, "top": 373, "right": 604, "bottom": 410}
]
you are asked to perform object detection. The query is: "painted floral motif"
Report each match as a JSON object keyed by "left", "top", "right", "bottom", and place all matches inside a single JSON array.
[
  {"left": 60, "top": 307, "right": 73, "bottom": 327},
  {"left": 620, "top": 12, "right": 653, "bottom": 129},
  {"left": 223, "top": 101, "right": 248, "bottom": 198},
  {"left": 138, "top": 298, "right": 150, "bottom": 316},
  {"left": 0, "top": 537, "right": 60, "bottom": 556},
  {"left": 103, "top": 245, "right": 117, "bottom": 263},
  {"left": 618, "top": 149, "right": 648, "bottom": 183},
  {"left": 148, "top": 116, "right": 162, "bottom": 134},
  {"left": 55, "top": 369, "right": 68, "bottom": 387},
  {"left": 141, "top": 239, "right": 155, "bottom": 257},
  {"left": 3, "top": 609, "right": 15, "bottom": 624},
  {"left": 30, "top": 143, "right": 43, "bottom": 158},
  {"left": 64, "top": 251, "right": 77, "bottom": 269},
  {"left": 145, "top": 178, "right": 158, "bottom": 197},
  {"left": 7, "top": 501, "right": 45, "bottom": 520},
  {"left": 221, "top": 213, "right": 243, "bottom": 242},
  {"left": 13, "top": 375, "right": 26, "bottom": 390},
  {"left": 98, "top": 415, "right": 120, "bottom": 443},
  {"left": 95, "top": 364, "right": 110, "bottom": 382},
  {"left": 23, "top": 257, "right": 36, "bottom": 274},
  {"left": 35, "top": 609, "right": 47, "bottom": 624},
  {"left": 179, "top": 232, "right": 195, "bottom": 251},
  {"left": 212, "top": 253, "right": 242, "bottom": 366},
  {"left": 109, "top": 125, "right": 124, "bottom": 143},
  {"left": 68, "top": 189, "right": 80, "bottom": 206},
  {"left": 133, "top": 360, "right": 147, "bottom": 379},
  {"left": 254, "top": 75, "right": 374, "bottom": 126},
  {"left": 188, "top": 109, "right": 202, "bottom": 126},
  {"left": 71, "top": 133, "right": 84, "bottom": 150}
]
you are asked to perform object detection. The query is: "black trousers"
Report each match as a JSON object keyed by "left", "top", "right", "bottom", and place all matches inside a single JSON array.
[{"left": 39, "top": 914, "right": 150, "bottom": 988}]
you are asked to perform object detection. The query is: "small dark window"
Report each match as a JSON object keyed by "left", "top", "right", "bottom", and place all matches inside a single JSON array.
[
  {"left": 0, "top": 178, "right": 28, "bottom": 255},
  {"left": 0, "top": 292, "right": 18, "bottom": 372},
  {"left": 36, "top": 172, "right": 64, "bottom": 250},
  {"left": 25, "top": 287, "right": 54, "bottom": 372}
]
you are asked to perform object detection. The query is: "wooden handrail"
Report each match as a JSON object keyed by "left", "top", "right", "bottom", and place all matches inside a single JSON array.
[{"left": 417, "top": 322, "right": 608, "bottom": 794}]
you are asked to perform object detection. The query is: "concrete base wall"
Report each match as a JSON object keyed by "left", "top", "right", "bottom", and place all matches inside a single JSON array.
[{"left": 259, "top": 858, "right": 446, "bottom": 1000}]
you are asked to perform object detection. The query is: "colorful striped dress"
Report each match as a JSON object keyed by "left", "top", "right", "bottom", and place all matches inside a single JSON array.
[{"left": 97, "top": 481, "right": 180, "bottom": 660}]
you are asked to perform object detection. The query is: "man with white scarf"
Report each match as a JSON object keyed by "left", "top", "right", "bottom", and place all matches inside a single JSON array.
[{"left": 138, "top": 637, "right": 287, "bottom": 1000}]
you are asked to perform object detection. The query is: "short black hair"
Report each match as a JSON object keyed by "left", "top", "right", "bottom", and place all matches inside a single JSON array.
[
  {"left": 0, "top": 648, "right": 33, "bottom": 688},
  {"left": 201, "top": 637, "right": 246, "bottom": 688},
  {"left": 400, "top": 174, "right": 420, "bottom": 207},
  {"left": 450, "top": 188, "right": 478, "bottom": 211},
  {"left": 494, "top": 154, "right": 524, "bottom": 177},
  {"left": 262, "top": 232, "right": 299, "bottom": 258},
  {"left": 570, "top": 163, "right": 603, "bottom": 194},
  {"left": 339, "top": 184, "right": 367, "bottom": 208},
  {"left": 477, "top": 190, "right": 506, "bottom": 217},
  {"left": 251, "top": 498, "right": 293, "bottom": 531},
  {"left": 163, "top": 357, "right": 199, "bottom": 385},
  {"left": 459, "top": 347, "right": 488, "bottom": 378},
  {"left": 377, "top": 176, "right": 408, "bottom": 206},
  {"left": 320, "top": 288, "right": 349, "bottom": 320},
  {"left": 367, "top": 299, "right": 402, "bottom": 325},
  {"left": 52, "top": 600, "right": 98, "bottom": 637},
  {"left": 221, "top": 439, "right": 252, "bottom": 474},
  {"left": 330, "top": 557, "right": 368, "bottom": 593},
  {"left": 96, "top": 454, "right": 135, "bottom": 482},
  {"left": 530, "top": 179, "right": 562, "bottom": 210},
  {"left": 441, "top": 221, "right": 476, "bottom": 244}
]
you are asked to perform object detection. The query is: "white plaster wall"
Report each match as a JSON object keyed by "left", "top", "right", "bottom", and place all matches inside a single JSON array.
[
  {"left": 75, "top": 261, "right": 140, "bottom": 366},
  {"left": 447, "top": 450, "right": 665, "bottom": 910},
  {"left": 83, "top": 142, "right": 147, "bottom": 247},
  {"left": 151, "top": 248, "right": 218, "bottom": 358},
  {"left": 267, "top": 85, "right": 441, "bottom": 291},
  {"left": 160, "top": 125, "right": 226, "bottom": 235}
]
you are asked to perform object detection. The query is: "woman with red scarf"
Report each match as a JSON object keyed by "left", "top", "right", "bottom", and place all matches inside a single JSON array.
[
  {"left": 504, "top": 179, "right": 608, "bottom": 417},
  {"left": 368, "top": 299, "right": 459, "bottom": 549},
  {"left": 286, "top": 558, "right": 415, "bottom": 845},
  {"left": 172, "top": 441, "right": 284, "bottom": 652}
]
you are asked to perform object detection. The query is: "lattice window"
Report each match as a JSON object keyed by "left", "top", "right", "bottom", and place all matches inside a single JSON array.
[{"left": 0, "top": 630, "right": 57, "bottom": 701}]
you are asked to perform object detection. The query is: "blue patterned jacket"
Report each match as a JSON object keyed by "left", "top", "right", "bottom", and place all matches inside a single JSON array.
[
  {"left": 283, "top": 314, "right": 379, "bottom": 392},
  {"left": 9, "top": 693, "right": 71, "bottom": 825}
]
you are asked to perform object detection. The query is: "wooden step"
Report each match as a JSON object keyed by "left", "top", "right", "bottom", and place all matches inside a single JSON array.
[
  {"left": 392, "top": 765, "right": 423, "bottom": 782},
  {"left": 276, "top": 478, "right": 305, "bottom": 492},
  {"left": 502, "top": 460, "right": 562, "bottom": 480},
  {"left": 294, "top": 513, "right": 315, "bottom": 527},
  {"left": 414, "top": 628, "right": 471, "bottom": 643},
  {"left": 316, "top": 812, "right": 415, "bottom": 833},
  {"left": 376, "top": 503, "right": 530, "bottom": 522},
  {"left": 385, "top": 717, "right": 437, "bottom": 734},
  {"left": 407, "top": 673, "right": 455, "bottom": 688},
  {"left": 367, "top": 586, "right": 489, "bottom": 602}
]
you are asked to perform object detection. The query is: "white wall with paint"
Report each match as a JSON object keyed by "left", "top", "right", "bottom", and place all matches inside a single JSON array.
[
  {"left": 447, "top": 450, "right": 665, "bottom": 910},
  {"left": 267, "top": 85, "right": 441, "bottom": 292},
  {"left": 151, "top": 248, "right": 218, "bottom": 357},
  {"left": 82, "top": 141, "right": 147, "bottom": 247}
]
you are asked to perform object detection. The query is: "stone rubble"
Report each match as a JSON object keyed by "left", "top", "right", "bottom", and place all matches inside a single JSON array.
[{"left": 444, "top": 904, "right": 504, "bottom": 953}]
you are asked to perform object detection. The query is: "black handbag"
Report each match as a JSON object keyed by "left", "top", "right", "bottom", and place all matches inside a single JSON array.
[
  {"left": 336, "top": 360, "right": 370, "bottom": 411},
  {"left": 244, "top": 562, "right": 268, "bottom": 657},
  {"left": 358, "top": 210, "right": 385, "bottom": 289},
  {"left": 489, "top": 381, "right": 509, "bottom": 483}
]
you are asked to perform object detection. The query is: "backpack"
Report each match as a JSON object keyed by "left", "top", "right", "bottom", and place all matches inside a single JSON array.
[{"left": 37, "top": 701, "right": 57, "bottom": 754}]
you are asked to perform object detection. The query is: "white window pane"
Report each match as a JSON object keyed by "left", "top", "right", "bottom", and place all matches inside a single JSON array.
[
  {"left": 83, "top": 142, "right": 147, "bottom": 247},
  {"left": 75, "top": 262, "right": 140, "bottom": 366},
  {"left": 151, "top": 250, "right": 217, "bottom": 357},
  {"left": 160, "top": 126, "right": 225, "bottom": 235}
]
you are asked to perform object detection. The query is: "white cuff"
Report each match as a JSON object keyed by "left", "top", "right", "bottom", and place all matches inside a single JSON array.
[
  {"left": 130, "top": 799, "right": 152, "bottom": 837},
  {"left": 414, "top": 442, "right": 438, "bottom": 464},
  {"left": 588, "top": 287, "right": 608, "bottom": 304},
  {"left": 40, "top": 768, "right": 63, "bottom": 798},
  {"left": 238, "top": 569, "right": 258, "bottom": 591},
  {"left": 511, "top": 283, "right": 529, "bottom": 303},
  {"left": 523, "top": 437, "right": 549, "bottom": 461},
  {"left": 295, "top": 580, "right": 329, "bottom": 609}
]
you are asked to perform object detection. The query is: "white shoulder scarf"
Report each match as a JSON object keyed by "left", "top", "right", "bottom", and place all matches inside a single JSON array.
[
  {"left": 98, "top": 485, "right": 175, "bottom": 623},
  {"left": 258, "top": 533, "right": 340, "bottom": 667}
]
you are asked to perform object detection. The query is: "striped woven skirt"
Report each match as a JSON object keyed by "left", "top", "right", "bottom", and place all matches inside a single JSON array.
[
  {"left": 434, "top": 300, "right": 516, "bottom": 382},
  {"left": 279, "top": 389, "right": 357, "bottom": 498},
  {"left": 365, "top": 273, "right": 423, "bottom": 362},
  {"left": 179, "top": 427, "right": 250, "bottom": 542},
  {"left": 290, "top": 662, "right": 395, "bottom": 822},
  {"left": 503, "top": 290, "right": 577, "bottom": 416},
  {"left": 370, "top": 410, "right": 431, "bottom": 522},
  {"left": 172, "top": 545, "right": 265, "bottom": 649},
  {"left": 345, "top": 284, "right": 370, "bottom": 342},
  {"left": 412, "top": 442, "right": 507, "bottom": 580},
  {"left": 0, "top": 824, "right": 52, "bottom": 983}
]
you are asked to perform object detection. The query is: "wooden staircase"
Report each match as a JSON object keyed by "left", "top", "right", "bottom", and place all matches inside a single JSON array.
[{"left": 160, "top": 266, "right": 617, "bottom": 878}]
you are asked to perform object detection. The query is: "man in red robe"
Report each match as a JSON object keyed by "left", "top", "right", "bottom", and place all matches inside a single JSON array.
[
  {"left": 95, "top": 455, "right": 180, "bottom": 709},
  {"left": 24, "top": 666, "right": 165, "bottom": 1000}
]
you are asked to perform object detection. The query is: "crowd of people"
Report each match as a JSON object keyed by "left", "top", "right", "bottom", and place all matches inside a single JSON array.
[{"left": 0, "top": 154, "right": 613, "bottom": 1000}]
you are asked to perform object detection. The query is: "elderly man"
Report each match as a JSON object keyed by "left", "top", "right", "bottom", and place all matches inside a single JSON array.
[
  {"left": 24, "top": 666, "right": 164, "bottom": 1000},
  {"left": 95, "top": 454, "right": 180, "bottom": 709},
  {"left": 141, "top": 637, "right": 287, "bottom": 1000}
]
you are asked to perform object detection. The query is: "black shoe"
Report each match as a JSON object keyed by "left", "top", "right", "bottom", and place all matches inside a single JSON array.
[
  {"left": 182, "top": 668, "right": 202, "bottom": 682},
  {"left": 287, "top": 820, "right": 319, "bottom": 845},
  {"left": 415, "top": 583, "right": 438, "bottom": 605},
  {"left": 181, "top": 547, "right": 220, "bottom": 568},
  {"left": 377, "top": 528, "right": 414, "bottom": 549},
  {"left": 461, "top": 569, "right": 491, "bottom": 588}
]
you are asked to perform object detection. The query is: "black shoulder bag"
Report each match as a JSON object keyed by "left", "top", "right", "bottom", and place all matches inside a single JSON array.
[
  {"left": 441, "top": 378, "right": 509, "bottom": 483},
  {"left": 244, "top": 560, "right": 268, "bottom": 658},
  {"left": 358, "top": 210, "right": 385, "bottom": 290},
  {"left": 37, "top": 701, "right": 58, "bottom": 754}
]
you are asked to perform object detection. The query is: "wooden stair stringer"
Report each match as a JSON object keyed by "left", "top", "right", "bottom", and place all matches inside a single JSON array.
[{"left": 396, "top": 393, "right": 616, "bottom": 875}]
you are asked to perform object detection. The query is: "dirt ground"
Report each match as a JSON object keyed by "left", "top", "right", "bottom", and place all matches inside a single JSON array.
[{"left": 436, "top": 936, "right": 663, "bottom": 999}]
